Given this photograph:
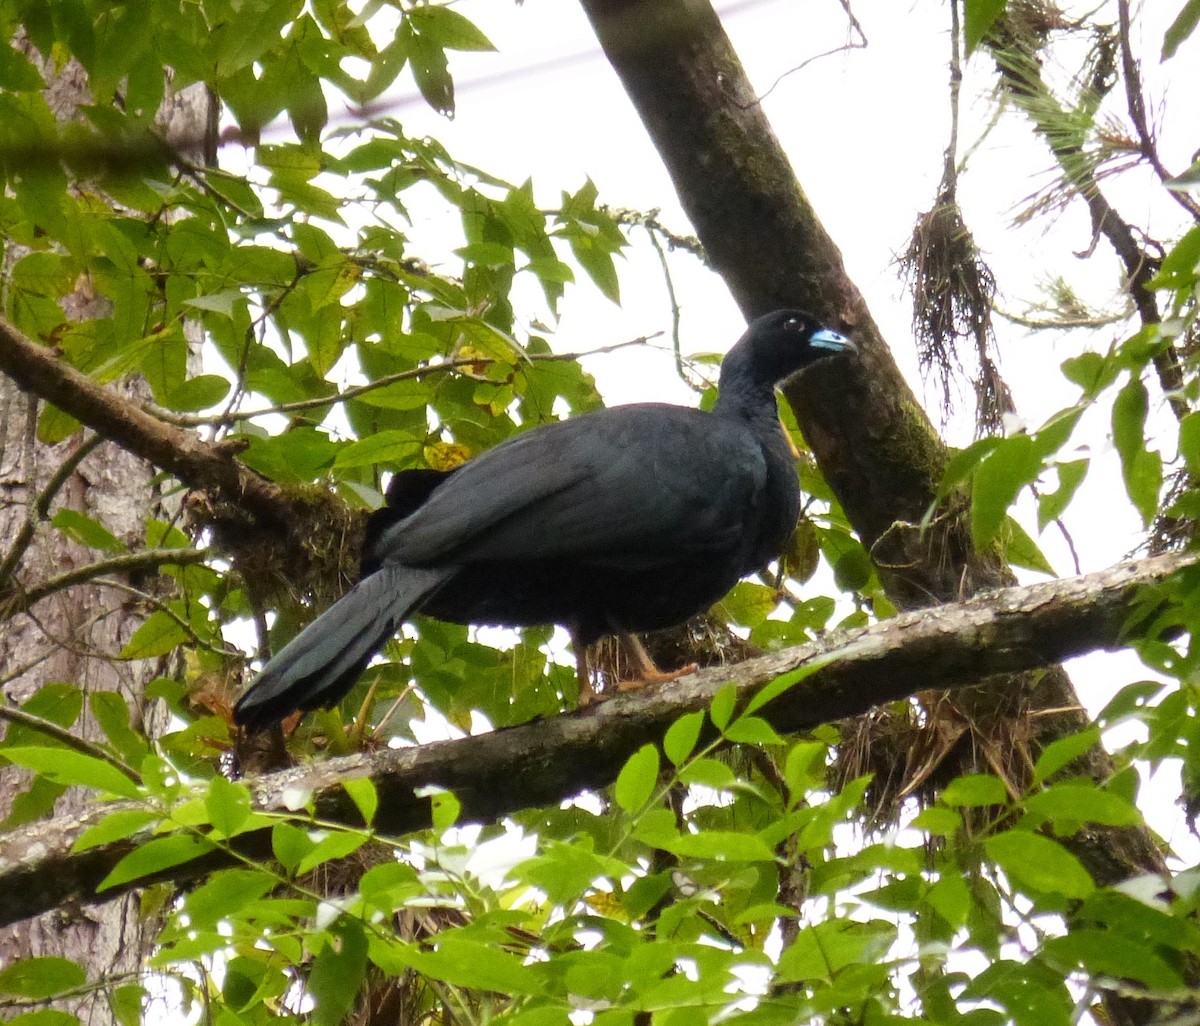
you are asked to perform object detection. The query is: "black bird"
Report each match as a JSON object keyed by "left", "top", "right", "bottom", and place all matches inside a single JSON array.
[{"left": 233, "top": 311, "right": 854, "bottom": 731}]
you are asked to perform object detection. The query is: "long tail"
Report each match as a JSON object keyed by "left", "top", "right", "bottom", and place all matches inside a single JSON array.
[{"left": 233, "top": 564, "right": 449, "bottom": 732}]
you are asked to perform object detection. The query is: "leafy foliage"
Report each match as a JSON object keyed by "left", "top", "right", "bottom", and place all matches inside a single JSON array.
[{"left": 1, "top": 1, "right": 1200, "bottom": 1025}]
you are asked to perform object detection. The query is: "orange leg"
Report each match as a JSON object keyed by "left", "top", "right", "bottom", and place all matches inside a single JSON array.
[
  {"left": 574, "top": 639, "right": 599, "bottom": 707},
  {"left": 615, "top": 632, "right": 698, "bottom": 692}
]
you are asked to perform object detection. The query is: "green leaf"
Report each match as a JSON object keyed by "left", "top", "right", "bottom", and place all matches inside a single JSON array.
[
  {"left": 1037, "top": 460, "right": 1088, "bottom": 530},
  {"left": 238, "top": 428, "right": 339, "bottom": 484},
  {"left": 1096, "top": 681, "right": 1162, "bottom": 726},
  {"left": 0, "top": 43, "right": 47, "bottom": 89},
  {"left": 407, "top": 24, "right": 453, "bottom": 115},
  {"left": 73, "top": 809, "right": 159, "bottom": 852},
  {"left": 163, "top": 374, "right": 231, "bottom": 412},
  {"left": 1112, "top": 376, "right": 1162, "bottom": 525},
  {"left": 985, "top": 831, "right": 1094, "bottom": 899},
  {"left": 334, "top": 429, "right": 423, "bottom": 468},
  {"left": 748, "top": 652, "right": 835, "bottom": 720},
  {"left": 2, "top": 747, "right": 140, "bottom": 799},
  {"left": 1045, "top": 928, "right": 1182, "bottom": 989},
  {"left": 962, "top": 960, "right": 1071, "bottom": 1026},
  {"left": 709, "top": 684, "right": 737, "bottom": 731},
  {"left": 777, "top": 920, "right": 897, "bottom": 982},
  {"left": 354, "top": 379, "right": 435, "bottom": 410},
  {"left": 5, "top": 683, "right": 83, "bottom": 736},
  {"left": 614, "top": 743, "right": 659, "bottom": 813},
  {"left": 0, "top": 957, "right": 86, "bottom": 999},
  {"left": 99, "top": 833, "right": 215, "bottom": 891},
  {"left": 360, "top": 862, "right": 422, "bottom": 912},
  {"left": 428, "top": 788, "right": 461, "bottom": 831},
  {"left": 2, "top": 775, "right": 67, "bottom": 830},
  {"left": 784, "top": 740, "right": 830, "bottom": 797},
  {"left": 206, "top": 775, "right": 253, "bottom": 838},
  {"left": 272, "top": 822, "right": 314, "bottom": 874},
  {"left": 911, "top": 806, "right": 963, "bottom": 836},
  {"left": 677, "top": 756, "right": 736, "bottom": 790},
  {"left": 37, "top": 404, "right": 81, "bottom": 445},
  {"left": 183, "top": 289, "right": 245, "bottom": 317},
  {"left": 343, "top": 777, "right": 378, "bottom": 826},
  {"left": 408, "top": 936, "right": 545, "bottom": 995},
  {"left": 964, "top": 0, "right": 1008, "bottom": 52},
  {"left": 927, "top": 871, "right": 972, "bottom": 928},
  {"left": 90, "top": 691, "right": 149, "bottom": 767},
  {"left": 722, "top": 715, "right": 784, "bottom": 746},
  {"left": 971, "top": 435, "right": 1039, "bottom": 548},
  {"left": 184, "top": 869, "right": 277, "bottom": 929},
  {"left": 1023, "top": 783, "right": 1141, "bottom": 829},
  {"left": 942, "top": 774, "right": 1009, "bottom": 807},
  {"left": 108, "top": 984, "right": 146, "bottom": 1026},
  {"left": 296, "top": 831, "right": 368, "bottom": 876},
  {"left": 658, "top": 830, "right": 776, "bottom": 862},
  {"left": 1180, "top": 412, "right": 1200, "bottom": 472},
  {"left": 513, "top": 841, "right": 625, "bottom": 903},
  {"left": 50, "top": 509, "right": 126, "bottom": 554},
  {"left": 1032, "top": 726, "right": 1100, "bottom": 784},
  {"left": 937, "top": 438, "right": 1003, "bottom": 499},
  {"left": 309, "top": 921, "right": 369, "bottom": 1026},
  {"left": 1061, "top": 351, "right": 1118, "bottom": 397},
  {"left": 721, "top": 581, "right": 779, "bottom": 627},
  {"left": 1164, "top": 0, "right": 1200, "bottom": 58},
  {"left": 663, "top": 710, "right": 705, "bottom": 767},
  {"left": 1151, "top": 226, "right": 1200, "bottom": 289},
  {"left": 568, "top": 235, "right": 620, "bottom": 303},
  {"left": 1000, "top": 516, "right": 1055, "bottom": 576},
  {"left": 119, "top": 610, "right": 189, "bottom": 659},
  {"left": 832, "top": 544, "right": 873, "bottom": 592},
  {"left": 408, "top": 6, "right": 496, "bottom": 51}
]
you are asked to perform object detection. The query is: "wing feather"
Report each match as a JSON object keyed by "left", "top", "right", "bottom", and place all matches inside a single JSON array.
[{"left": 380, "top": 404, "right": 766, "bottom": 568}]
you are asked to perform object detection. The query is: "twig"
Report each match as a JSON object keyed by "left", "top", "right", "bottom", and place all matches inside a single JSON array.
[
  {"left": 0, "top": 315, "right": 294, "bottom": 527},
  {"left": 1054, "top": 517, "right": 1083, "bottom": 577},
  {"left": 643, "top": 227, "right": 701, "bottom": 393},
  {"left": 1116, "top": 0, "right": 1200, "bottom": 221},
  {"left": 143, "top": 335, "right": 663, "bottom": 428},
  {"left": 93, "top": 577, "right": 242, "bottom": 658},
  {"left": 0, "top": 431, "right": 103, "bottom": 589},
  {"left": 994, "top": 305, "right": 1129, "bottom": 330},
  {"left": 749, "top": 0, "right": 868, "bottom": 106},
  {"left": 0, "top": 705, "right": 140, "bottom": 783},
  {"left": 1, "top": 548, "right": 210, "bottom": 619}
]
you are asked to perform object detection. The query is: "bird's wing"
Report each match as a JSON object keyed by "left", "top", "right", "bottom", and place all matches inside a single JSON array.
[{"left": 380, "top": 404, "right": 768, "bottom": 568}]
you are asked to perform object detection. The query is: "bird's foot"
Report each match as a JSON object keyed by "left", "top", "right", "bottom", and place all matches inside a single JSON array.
[{"left": 616, "top": 662, "right": 699, "bottom": 692}]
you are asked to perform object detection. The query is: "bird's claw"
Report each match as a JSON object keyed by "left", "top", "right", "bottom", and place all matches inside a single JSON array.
[{"left": 617, "top": 662, "right": 699, "bottom": 692}]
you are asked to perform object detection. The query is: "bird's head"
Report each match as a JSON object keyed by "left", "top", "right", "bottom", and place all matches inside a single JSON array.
[{"left": 721, "top": 309, "right": 856, "bottom": 391}]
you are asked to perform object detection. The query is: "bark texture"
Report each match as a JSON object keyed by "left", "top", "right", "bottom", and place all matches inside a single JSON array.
[{"left": 0, "top": 51, "right": 213, "bottom": 1024}]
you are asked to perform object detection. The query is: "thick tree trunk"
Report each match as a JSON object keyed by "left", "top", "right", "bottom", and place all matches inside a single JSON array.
[{"left": 0, "top": 50, "right": 213, "bottom": 1024}]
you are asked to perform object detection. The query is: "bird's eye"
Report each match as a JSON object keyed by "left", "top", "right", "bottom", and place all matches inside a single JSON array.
[{"left": 784, "top": 317, "right": 800, "bottom": 331}]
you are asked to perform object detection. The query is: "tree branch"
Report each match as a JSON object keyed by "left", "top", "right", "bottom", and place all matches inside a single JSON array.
[
  {"left": 0, "top": 548, "right": 210, "bottom": 618},
  {"left": 0, "top": 551, "right": 1188, "bottom": 927},
  {"left": 0, "top": 317, "right": 293, "bottom": 527}
]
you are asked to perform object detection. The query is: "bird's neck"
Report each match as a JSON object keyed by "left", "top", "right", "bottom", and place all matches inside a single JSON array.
[{"left": 712, "top": 376, "right": 780, "bottom": 428}]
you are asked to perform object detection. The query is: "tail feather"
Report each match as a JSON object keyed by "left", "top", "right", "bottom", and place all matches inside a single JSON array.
[{"left": 234, "top": 564, "right": 448, "bottom": 732}]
